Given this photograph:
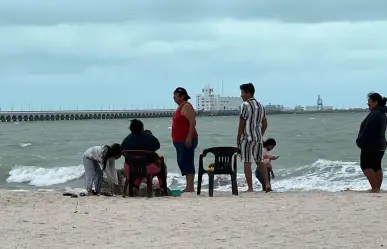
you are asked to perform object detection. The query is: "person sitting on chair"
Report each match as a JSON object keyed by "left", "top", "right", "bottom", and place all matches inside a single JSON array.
[{"left": 121, "top": 119, "right": 167, "bottom": 195}]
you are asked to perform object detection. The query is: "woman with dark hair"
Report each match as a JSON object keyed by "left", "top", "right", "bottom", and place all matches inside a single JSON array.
[
  {"left": 83, "top": 143, "right": 122, "bottom": 195},
  {"left": 172, "top": 87, "right": 198, "bottom": 193},
  {"left": 356, "top": 92, "right": 387, "bottom": 192}
]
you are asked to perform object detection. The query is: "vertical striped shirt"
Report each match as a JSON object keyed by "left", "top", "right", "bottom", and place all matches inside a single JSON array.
[{"left": 240, "top": 98, "right": 266, "bottom": 142}]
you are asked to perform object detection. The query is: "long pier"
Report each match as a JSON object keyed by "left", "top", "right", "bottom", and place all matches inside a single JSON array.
[
  {"left": 0, "top": 109, "right": 367, "bottom": 122},
  {"left": 0, "top": 109, "right": 239, "bottom": 122}
]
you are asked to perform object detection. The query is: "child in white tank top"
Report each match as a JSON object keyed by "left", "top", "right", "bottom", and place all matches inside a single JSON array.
[{"left": 255, "top": 138, "right": 279, "bottom": 191}]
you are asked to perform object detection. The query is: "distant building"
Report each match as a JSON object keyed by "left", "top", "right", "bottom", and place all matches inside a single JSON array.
[
  {"left": 265, "top": 103, "right": 284, "bottom": 111},
  {"left": 305, "top": 105, "right": 318, "bottom": 111},
  {"left": 323, "top": 106, "right": 333, "bottom": 110},
  {"left": 196, "top": 85, "right": 241, "bottom": 111},
  {"left": 294, "top": 105, "right": 305, "bottom": 111}
]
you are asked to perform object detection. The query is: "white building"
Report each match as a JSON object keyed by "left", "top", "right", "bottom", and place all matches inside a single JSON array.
[
  {"left": 305, "top": 105, "right": 318, "bottom": 111},
  {"left": 196, "top": 85, "right": 242, "bottom": 111},
  {"left": 294, "top": 105, "right": 305, "bottom": 111},
  {"left": 323, "top": 106, "right": 333, "bottom": 110},
  {"left": 265, "top": 104, "right": 284, "bottom": 111}
]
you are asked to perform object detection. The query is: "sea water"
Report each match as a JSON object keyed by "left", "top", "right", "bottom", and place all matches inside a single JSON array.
[{"left": 0, "top": 112, "right": 380, "bottom": 192}]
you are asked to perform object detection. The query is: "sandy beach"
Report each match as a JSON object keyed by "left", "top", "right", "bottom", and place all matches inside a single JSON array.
[{"left": 1, "top": 190, "right": 386, "bottom": 248}]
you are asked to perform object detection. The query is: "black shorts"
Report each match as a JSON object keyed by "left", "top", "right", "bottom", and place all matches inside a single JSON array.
[{"left": 360, "top": 150, "right": 385, "bottom": 171}]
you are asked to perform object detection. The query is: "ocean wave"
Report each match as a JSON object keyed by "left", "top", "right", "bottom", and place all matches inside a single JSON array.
[
  {"left": 7, "top": 165, "right": 84, "bottom": 186},
  {"left": 5, "top": 159, "right": 372, "bottom": 191},
  {"left": 19, "top": 143, "right": 32, "bottom": 148}
]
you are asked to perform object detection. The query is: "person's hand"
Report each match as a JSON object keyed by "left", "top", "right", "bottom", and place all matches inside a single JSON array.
[
  {"left": 185, "top": 137, "right": 192, "bottom": 148},
  {"left": 271, "top": 172, "right": 275, "bottom": 179}
]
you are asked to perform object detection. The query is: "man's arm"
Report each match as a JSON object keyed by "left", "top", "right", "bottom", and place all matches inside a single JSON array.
[
  {"left": 261, "top": 107, "right": 268, "bottom": 136},
  {"left": 182, "top": 104, "right": 196, "bottom": 140},
  {"left": 149, "top": 135, "right": 161, "bottom": 151},
  {"left": 237, "top": 104, "right": 248, "bottom": 142},
  {"left": 270, "top": 167, "right": 275, "bottom": 178},
  {"left": 120, "top": 135, "right": 130, "bottom": 151}
]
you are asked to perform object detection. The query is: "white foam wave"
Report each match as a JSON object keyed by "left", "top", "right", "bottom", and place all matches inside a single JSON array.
[
  {"left": 272, "top": 159, "right": 368, "bottom": 192},
  {"left": 167, "top": 159, "right": 370, "bottom": 192},
  {"left": 7, "top": 165, "right": 84, "bottom": 186},
  {"left": 4, "top": 159, "right": 374, "bottom": 192},
  {"left": 19, "top": 143, "right": 32, "bottom": 148}
]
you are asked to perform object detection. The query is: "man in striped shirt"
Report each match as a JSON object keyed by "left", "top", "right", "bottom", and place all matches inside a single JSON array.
[{"left": 237, "top": 83, "right": 270, "bottom": 192}]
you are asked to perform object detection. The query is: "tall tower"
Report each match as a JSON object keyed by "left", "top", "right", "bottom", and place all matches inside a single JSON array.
[{"left": 317, "top": 95, "right": 323, "bottom": 111}]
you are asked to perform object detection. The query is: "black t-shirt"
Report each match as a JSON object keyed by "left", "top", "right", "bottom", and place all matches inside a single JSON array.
[
  {"left": 356, "top": 106, "right": 387, "bottom": 151},
  {"left": 121, "top": 132, "right": 160, "bottom": 162}
]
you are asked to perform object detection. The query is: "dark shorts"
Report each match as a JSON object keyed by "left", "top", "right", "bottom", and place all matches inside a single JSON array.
[
  {"left": 173, "top": 137, "right": 198, "bottom": 176},
  {"left": 360, "top": 150, "right": 385, "bottom": 171},
  {"left": 255, "top": 167, "right": 271, "bottom": 191}
]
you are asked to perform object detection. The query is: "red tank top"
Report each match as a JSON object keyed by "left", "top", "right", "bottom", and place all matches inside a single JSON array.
[{"left": 172, "top": 102, "right": 198, "bottom": 142}]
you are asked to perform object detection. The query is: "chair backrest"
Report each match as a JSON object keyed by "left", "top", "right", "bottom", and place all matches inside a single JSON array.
[
  {"left": 201, "top": 147, "right": 239, "bottom": 173},
  {"left": 122, "top": 150, "right": 158, "bottom": 178}
]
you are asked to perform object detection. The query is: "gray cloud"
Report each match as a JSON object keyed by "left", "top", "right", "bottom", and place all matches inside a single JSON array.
[
  {"left": 0, "top": 1, "right": 387, "bottom": 110},
  {"left": 0, "top": 0, "right": 387, "bottom": 25},
  {"left": 1, "top": 18, "right": 386, "bottom": 75},
  {"left": 0, "top": 53, "right": 128, "bottom": 75}
]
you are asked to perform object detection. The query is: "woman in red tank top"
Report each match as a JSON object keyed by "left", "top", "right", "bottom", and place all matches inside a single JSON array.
[{"left": 172, "top": 87, "right": 198, "bottom": 192}]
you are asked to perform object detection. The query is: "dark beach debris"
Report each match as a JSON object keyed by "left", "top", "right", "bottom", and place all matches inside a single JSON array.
[
  {"left": 62, "top": 193, "right": 78, "bottom": 198},
  {"left": 74, "top": 200, "right": 78, "bottom": 213}
]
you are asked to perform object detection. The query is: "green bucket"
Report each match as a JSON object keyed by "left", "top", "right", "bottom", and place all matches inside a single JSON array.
[{"left": 170, "top": 189, "right": 181, "bottom": 196}]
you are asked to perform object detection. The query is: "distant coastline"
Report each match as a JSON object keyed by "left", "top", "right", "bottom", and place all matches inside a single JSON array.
[{"left": 265, "top": 108, "right": 368, "bottom": 115}]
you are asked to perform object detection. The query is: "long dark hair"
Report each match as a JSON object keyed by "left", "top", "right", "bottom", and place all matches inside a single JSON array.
[
  {"left": 102, "top": 143, "right": 121, "bottom": 170},
  {"left": 368, "top": 92, "right": 387, "bottom": 106}
]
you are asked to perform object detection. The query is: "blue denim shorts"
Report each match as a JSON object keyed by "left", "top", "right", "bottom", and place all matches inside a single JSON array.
[{"left": 173, "top": 137, "right": 198, "bottom": 176}]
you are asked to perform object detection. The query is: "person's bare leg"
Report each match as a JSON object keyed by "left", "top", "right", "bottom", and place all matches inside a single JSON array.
[
  {"left": 185, "top": 174, "right": 195, "bottom": 192},
  {"left": 259, "top": 161, "right": 271, "bottom": 192},
  {"left": 363, "top": 169, "right": 379, "bottom": 192},
  {"left": 182, "top": 177, "right": 187, "bottom": 192},
  {"left": 244, "top": 162, "right": 253, "bottom": 191},
  {"left": 375, "top": 170, "right": 383, "bottom": 190}
]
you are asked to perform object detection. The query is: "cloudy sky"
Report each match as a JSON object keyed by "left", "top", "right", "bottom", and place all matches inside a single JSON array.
[{"left": 1, "top": 0, "right": 387, "bottom": 111}]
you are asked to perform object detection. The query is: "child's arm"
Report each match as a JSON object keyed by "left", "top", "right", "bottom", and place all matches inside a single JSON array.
[{"left": 270, "top": 167, "right": 275, "bottom": 179}]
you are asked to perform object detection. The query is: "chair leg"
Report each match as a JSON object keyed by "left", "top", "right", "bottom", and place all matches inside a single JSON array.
[
  {"left": 230, "top": 173, "right": 234, "bottom": 195},
  {"left": 208, "top": 172, "right": 214, "bottom": 197},
  {"left": 122, "top": 178, "right": 129, "bottom": 198},
  {"left": 233, "top": 172, "right": 238, "bottom": 195},
  {"left": 128, "top": 177, "right": 134, "bottom": 197},
  {"left": 197, "top": 172, "right": 203, "bottom": 195},
  {"left": 162, "top": 174, "right": 169, "bottom": 196},
  {"left": 231, "top": 173, "right": 237, "bottom": 195},
  {"left": 160, "top": 163, "right": 169, "bottom": 196},
  {"left": 146, "top": 175, "right": 153, "bottom": 198}
]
